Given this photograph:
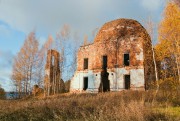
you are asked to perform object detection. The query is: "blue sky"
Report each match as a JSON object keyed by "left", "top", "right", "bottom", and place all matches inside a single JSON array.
[{"left": 0, "top": 0, "right": 166, "bottom": 91}]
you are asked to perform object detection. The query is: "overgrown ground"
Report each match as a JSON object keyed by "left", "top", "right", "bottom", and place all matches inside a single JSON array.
[{"left": 0, "top": 90, "right": 180, "bottom": 121}]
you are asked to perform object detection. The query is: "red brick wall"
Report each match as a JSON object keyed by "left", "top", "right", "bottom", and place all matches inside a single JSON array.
[{"left": 77, "top": 37, "right": 144, "bottom": 71}]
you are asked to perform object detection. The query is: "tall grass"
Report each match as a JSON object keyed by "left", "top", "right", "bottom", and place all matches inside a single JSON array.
[{"left": 0, "top": 90, "right": 179, "bottom": 121}]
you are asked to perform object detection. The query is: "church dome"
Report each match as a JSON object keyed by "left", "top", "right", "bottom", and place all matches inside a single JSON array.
[{"left": 94, "top": 18, "right": 149, "bottom": 42}]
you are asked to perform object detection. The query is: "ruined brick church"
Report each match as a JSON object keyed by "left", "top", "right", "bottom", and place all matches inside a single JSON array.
[{"left": 70, "top": 18, "right": 154, "bottom": 93}]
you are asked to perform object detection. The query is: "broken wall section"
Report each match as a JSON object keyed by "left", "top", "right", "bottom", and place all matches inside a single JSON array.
[{"left": 44, "top": 49, "right": 63, "bottom": 96}]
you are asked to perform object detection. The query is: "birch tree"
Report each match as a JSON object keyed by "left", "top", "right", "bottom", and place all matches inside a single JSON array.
[
  {"left": 158, "top": 1, "right": 180, "bottom": 83},
  {"left": 145, "top": 17, "right": 159, "bottom": 92},
  {"left": 37, "top": 35, "right": 54, "bottom": 87},
  {"left": 12, "top": 31, "right": 39, "bottom": 96}
]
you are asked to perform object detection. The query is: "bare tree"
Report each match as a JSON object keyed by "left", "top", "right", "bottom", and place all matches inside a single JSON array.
[
  {"left": 37, "top": 35, "right": 54, "bottom": 87},
  {"left": 56, "top": 24, "right": 71, "bottom": 79},
  {"left": 173, "top": 0, "right": 180, "bottom": 7},
  {"left": 12, "top": 31, "right": 39, "bottom": 96}
]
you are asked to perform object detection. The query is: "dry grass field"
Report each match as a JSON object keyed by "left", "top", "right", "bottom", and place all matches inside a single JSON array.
[{"left": 0, "top": 90, "right": 180, "bottom": 121}]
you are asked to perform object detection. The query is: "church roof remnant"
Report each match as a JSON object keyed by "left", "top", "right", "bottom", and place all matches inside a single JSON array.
[{"left": 94, "top": 18, "right": 150, "bottom": 43}]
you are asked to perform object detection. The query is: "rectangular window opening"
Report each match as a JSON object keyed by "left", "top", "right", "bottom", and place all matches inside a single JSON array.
[
  {"left": 124, "top": 54, "right": 130, "bottom": 66},
  {"left": 84, "top": 58, "right": 88, "bottom": 69},
  {"left": 83, "top": 77, "right": 88, "bottom": 90}
]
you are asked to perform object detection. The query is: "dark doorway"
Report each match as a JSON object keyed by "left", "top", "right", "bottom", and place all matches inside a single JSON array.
[
  {"left": 101, "top": 71, "right": 110, "bottom": 92},
  {"left": 124, "top": 54, "right": 130, "bottom": 66},
  {"left": 99, "top": 55, "right": 110, "bottom": 92},
  {"left": 84, "top": 58, "right": 88, "bottom": 69},
  {"left": 124, "top": 75, "right": 130, "bottom": 89},
  {"left": 83, "top": 77, "right": 88, "bottom": 90},
  {"left": 102, "top": 56, "right": 107, "bottom": 69}
]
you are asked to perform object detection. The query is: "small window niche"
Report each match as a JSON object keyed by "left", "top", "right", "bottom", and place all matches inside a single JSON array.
[
  {"left": 84, "top": 58, "right": 88, "bottom": 69},
  {"left": 52, "top": 56, "right": 55, "bottom": 66},
  {"left": 83, "top": 77, "right": 88, "bottom": 90},
  {"left": 124, "top": 53, "right": 130, "bottom": 66}
]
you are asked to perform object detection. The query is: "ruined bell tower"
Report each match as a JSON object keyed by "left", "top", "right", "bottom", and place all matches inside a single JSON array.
[{"left": 44, "top": 49, "right": 61, "bottom": 96}]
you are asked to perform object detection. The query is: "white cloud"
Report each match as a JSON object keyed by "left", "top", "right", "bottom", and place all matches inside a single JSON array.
[
  {"left": 0, "top": 77, "right": 13, "bottom": 92},
  {"left": 38, "top": 36, "right": 47, "bottom": 46},
  {"left": 0, "top": 24, "right": 11, "bottom": 36},
  {"left": 0, "top": 50, "right": 14, "bottom": 91},
  {"left": 0, "top": 50, "right": 14, "bottom": 68},
  {"left": 0, "top": 0, "right": 105, "bottom": 34},
  {"left": 140, "top": 0, "right": 163, "bottom": 11},
  {"left": 0, "top": 0, "right": 165, "bottom": 36}
]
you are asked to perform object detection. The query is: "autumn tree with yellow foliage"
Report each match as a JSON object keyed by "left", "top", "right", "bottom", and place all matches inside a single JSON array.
[
  {"left": 12, "top": 31, "right": 39, "bottom": 96},
  {"left": 156, "top": 1, "right": 180, "bottom": 90}
]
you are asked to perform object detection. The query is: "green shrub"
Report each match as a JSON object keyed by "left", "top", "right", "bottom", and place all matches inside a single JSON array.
[{"left": 0, "top": 85, "right": 5, "bottom": 99}]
